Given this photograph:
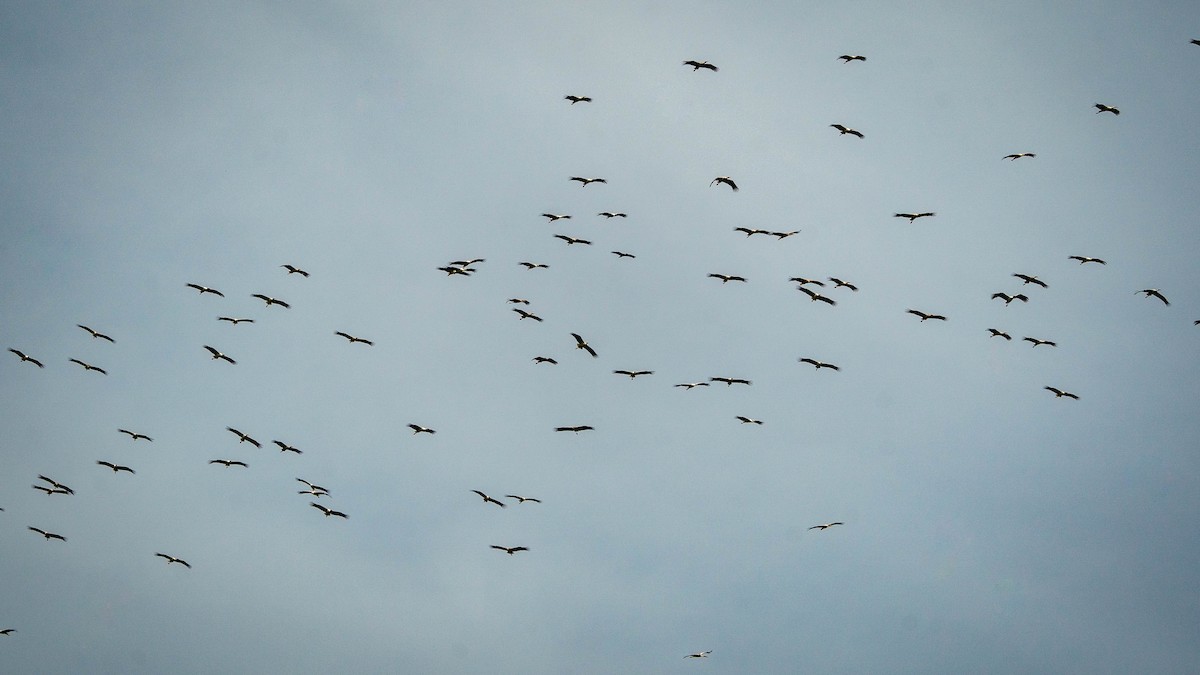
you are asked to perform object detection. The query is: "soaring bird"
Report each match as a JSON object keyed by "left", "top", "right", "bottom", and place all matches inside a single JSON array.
[
  {"left": 710, "top": 376, "right": 751, "bottom": 386},
  {"left": 37, "top": 476, "right": 74, "bottom": 495},
  {"left": 218, "top": 317, "right": 255, "bottom": 325},
  {"left": 798, "top": 358, "right": 840, "bottom": 371},
  {"left": 272, "top": 441, "right": 302, "bottom": 454},
  {"left": 710, "top": 176, "right": 738, "bottom": 191},
  {"left": 988, "top": 329, "right": 1013, "bottom": 340},
  {"left": 569, "top": 176, "right": 607, "bottom": 186},
  {"left": 829, "top": 277, "right": 858, "bottom": 291},
  {"left": 1044, "top": 386, "right": 1079, "bottom": 400},
  {"left": 96, "top": 461, "right": 135, "bottom": 474},
  {"left": 209, "top": 459, "right": 248, "bottom": 467},
  {"left": 894, "top": 212, "right": 936, "bottom": 222},
  {"left": 685, "top": 651, "right": 713, "bottom": 659},
  {"left": 564, "top": 95, "right": 592, "bottom": 104},
  {"left": 8, "top": 349, "right": 44, "bottom": 368},
  {"left": 297, "top": 478, "right": 329, "bottom": 495},
  {"left": 553, "top": 234, "right": 593, "bottom": 246},
  {"left": 736, "top": 416, "right": 763, "bottom": 425},
  {"left": 186, "top": 283, "right": 224, "bottom": 297},
  {"left": 770, "top": 230, "right": 800, "bottom": 239},
  {"left": 571, "top": 333, "right": 598, "bottom": 357},
  {"left": 449, "top": 258, "right": 486, "bottom": 268},
  {"left": 0, "top": 629, "right": 14, "bottom": 636},
  {"left": 613, "top": 370, "right": 653, "bottom": 378},
  {"left": 226, "top": 427, "right": 261, "bottom": 447},
  {"left": 1192, "top": 39, "right": 1200, "bottom": 46},
  {"left": 1068, "top": 255, "right": 1106, "bottom": 265},
  {"left": 830, "top": 124, "right": 864, "bottom": 138},
  {"left": 408, "top": 424, "right": 436, "bottom": 435},
  {"left": 118, "top": 429, "right": 152, "bottom": 442},
  {"left": 1012, "top": 274, "right": 1048, "bottom": 288},
  {"left": 280, "top": 264, "right": 309, "bottom": 277},
  {"left": 491, "top": 545, "right": 529, "bottom": 555},
  {"left": 708, "top": 273, "right": 747, "bottom": 284},
  {"left": 519, "top": 262, "right": 550, "bottom": 270},
  {"left": 991, "top": 292, "right": 1029, "bottom": 305},
  {"left": 735, "top": 227, "right": 770, "bottom": 237},
  {"left": 251, "top": 294, "right": 290, "bottom": 308},
  {"left": 471, "top": 490, "right": 506, "bottom": 508},
  {"left": 789, "top": 277, "right": 825, "bottom": 287},
  {"left": 438, "top": 265, "right": 475, "bottom": 276},
  {"left": 674, "top": 382, "right": 710, "bottom": 389},
  {"left": 155, "top": 553, "right": 191, "bottom": 568},
  {"left": 33, "top": 485, "right": 70, "bottom": 496},
  {"left": 838, "top": 54, "right": 866, "bottom": 62},
  {"left": 809, "top": 522, "right": 844, "bottom": 530},
  {"left": 683, "top": 60, "right": 718, "bottom": 71},
  {"left": 203, "top": 346, "right": 236, "bottom": 364},
  {"left": 335, "top": 332, "right": 374, "bottom": 345},
  {"left": 28, "top": 527, "right": 66, "bottom": 541},
  {"left": 598, "top": 212, "right": 627, "bottom": 218},
  {"left": 532, "top": 356, "right": 558, "bottom": 365},
  {"left": 555, "top": 425, "right": 594, "bottom": 433},
  {"left": 1004, "top": 152, "right": 1037, "bottom": 160},
  {"left": 542, "top": 213, "right": 571, "bottom": 222},
  {"left": 508, "top": 298, "right": 531, "bottom": 305},
  {"left": 611, "top": 251, "right": 636, "bottom": 259},
  {"left": 1023, "top": 337, "right": 1057, "bottom": 348},
  {"left": 907, "top": 309, "right": 947, "bottom": 322},
  {"left": 798, "top": 286, "right": 836, "bottom": 305},
  {"left": 1094, "top": 103, "right": 1120, "bottom": 115},
  {"left": 76, "top": 325, "right": 115, "bottom": 342},
  {"left": 68, "top": 358, "right": 107, "bottom": 374},
  {"left": 513, "top": 309, "right": 544, "bottom": 322},
  {"left": 310, "top": 503, "right": 348, "bottom": 518},
  {"left": 1137, "top": 289, "right": 1169, "bottom": 305},
  {"left": 298, "top": 487, "right": 327, "bottom": 497},
  {"left": 506, "top": 495, "right": 541, "bottom": 504}
]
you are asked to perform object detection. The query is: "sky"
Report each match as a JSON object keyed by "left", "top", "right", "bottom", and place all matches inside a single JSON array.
[{"left": 2, "top": 1, "right": 1199, "bottom": 673}]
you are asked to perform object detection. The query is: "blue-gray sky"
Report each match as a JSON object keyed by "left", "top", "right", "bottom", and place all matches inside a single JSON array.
[{"left": 3, "top": 2, "right": 1199, "bottom": 673}]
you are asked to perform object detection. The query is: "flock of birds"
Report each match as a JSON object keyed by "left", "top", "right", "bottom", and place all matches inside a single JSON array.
[{"left": 4, "top": 43, "right": 1200, "bottom": 664}]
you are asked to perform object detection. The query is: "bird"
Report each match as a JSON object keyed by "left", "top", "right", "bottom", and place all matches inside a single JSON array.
[
  {"left": 118, "top": 429, "right": 152, "bottom": 442},
  {"left": 519, "top": 262, "right": 549, "bottom": 269},
  {"left": 226, "top": 427, "right": 261, "bottom": 447},
  {"left": 1068, "top": 255, "right": 1106, "bottom": 265},
  {"left": 506, "top": 495, "right": 541, "bottom": 504},
  {"left": 28, "top": 527, "right": 66, "bottom": 541},
  {"left": 611, "top": 251, "right": 636, "bottom": 259},
  {"left": 541, "top": 213, "right": 571, "bottom": 222},
  {"left": 799, "top": 358, "right": 840, "bottom": 371},
  {"left": 597, "top": 212, "right": 627, "bottom": 218},
  {"left": 280, "top": 264, "right": 309, "bottom": 277},
  {"left": 1012, "top": 274, "right": 1048, "bottom": 288},
  {"left": 809, "top": 522, "right": 844, "bottom": 530},
  {"left": 449, "top": 258, "right": 486, "bottom": 268},
  {"left": 513, "top": 308, "right": 544, "bottom": 322},
  {"left": 1003, "top": 152, "right": 1037, "bottom": 160},
  {"left": 32, "top": 485, "right": 70, "bottom": 496},
  {"left": 408, "top": 424, "right": 436, "bottom": 435},
  {"left": 491, "top": 545, "right": 529, "bottom": 555},
  {"left": 674, "top": 382, "right": 710, "bottom": 389},
  {"left": 569, "top": 176, "right": 607, "bottom": 187},
  {"left": 829, "top": 277, "right": 858, "bottom": 291},
  {"left": 1023, "top": 337, "right": 1057, "bottom": 348},
  {"left": 438, "top": 265, "right": 475, "bottom": 276},
  {"left": 0, "top": 629, "right": 14, "bottom": 636},
  {"left": 708, "top": 273, "right": 747, "bottom": 284},
  {"left": 155, "top": 553, "right": 191, "bottom": 568},
  {"left": 8, "top": 349, "right": 44, "bottom": 368},
  {"left": 894, "top": 212, "right": 936, "bottom": 222},
  {"left": 96, "top": 461, "right": 134, "bottom": 474},
  {"left": 710, "top": 176, "right": 738, "bottom": 191},
  {"left": 76, "top": 324, "right": 115, "bottom": 342},
  {"left": 789, "top": 277, "right": 825, "bottom": 287},
  {"left": 736, "top": 416, "right": 763, "bottom": 425},
  {"left": 251, "top": 294, "right": 290, "bottom": 308},
  {"left": 571, "top": 333, "right": 598, "bottom": 357},
  {"left": 710, "top": 377, "right": 751, "bottom": 386},
  {"left": 218, "top": 317, "right": 255, "bottom": 325},
  {"left": 685, "top": 651, "right": 713, "bottom": 659},
  {"left": 564, "top": 95, "right": 592, "bottom": 104},
  {"left": 532, "top": 356, "right": 558, "bottom": 365},
  {"left": 272, "top": 441, "right": 301, "bottom": 454},
  {"left": 553, "top": 234, "right": 592, "bottom": 246},
  {"left": 988, "top": 329, "right": 1013, "bottom": 340},
  {"left": 830, "top": 124, "right": 864, "bottom": 138},
  {"left": 838, "top": 54, "right": 866, "bottom": 62},
  {"left": 1192, "top": 39, "right": 1200, "bottom": 46},
  {"left": 297, "top": 478, "right": 328, "bottom": 494},
  {"left": 68, "top": 358, "right": 107, "bottom": 374},
  {"left": 186, "top": 283, "right": 224, "bottom": 297},
  {"left": 1044, "top": 386, "right": 1079, "bottom": 400},
  {"left": 335, "top": 331, "right": 374, "bottom": 345},
  {"left": 683, "top": 60, "right": 718, "bottom": 71},
  {"left": 37, "top": 475, "right": 74, "bottom": 494},
  {"left": 613, "top": 370, "right": 653, "bottom": 378},
  {"left": 508, "top": 298, "right": 531, "bottom": 305},
  {"left": 907, "top": 309, "right": 947, "bottom": 322},
  {"left": 1094, "top": 103, "right": 1120, "bottom": 115},
  {"left": 770, "top": 230, "right": 800, "bottom": 239},
  {"left": 1137, "top": 289, "right": 1169, "bottom": 305},
  {"left": 991, "top": 292, "right": 1029, "bottom": 305},
  {"left": 734, "top": 227, "right": 770, "bottom": 237},
  {"left": 471, "top": 490, "right": 506, "bottom": 508},
  {"left": 310, "top": 503, "right": 348, "bottom": 518},
  {"left": 203, "top": 345, "right": 236, "bottom": 364},
  {"left": 209, "top": 459, "right": 248, "bottom": 468},
  {"left": 798, "top": 286, "right": 836, "bottom": 305},
  {"left": 298, "top": 487, "right": 327, "bottom": 497},
  {"left": 555, "top": 425, "right": 594, "bottom": 433}
]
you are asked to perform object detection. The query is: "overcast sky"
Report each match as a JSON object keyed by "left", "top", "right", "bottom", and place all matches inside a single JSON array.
[{"left": 2, "top": 2, "right": 1199, "bottom": 673}]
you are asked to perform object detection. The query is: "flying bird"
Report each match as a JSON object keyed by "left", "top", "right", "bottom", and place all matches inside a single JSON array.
[
  {"left": 226, "top": 427, "right": 261, "bottom": 447},
  {"left": 736, "top": 416, "right": 763, "bottom": 425},
  {"left": 710, "top": 176, "right": 738, "bottom": 191},
  {"left": 708, "top": 273, "right": 747, "bottom": 284},
  {"left": 335, "top": 332, "right": 374, "bottom": 345},
  {"left": 1023, "top": 337, "right": 1057, "bottom": 348},
  {"left": 789, "top": 277, "right": 825, "bottom": 287},
  {"left": 155, "top": 553, "right": 191, "bottom": 568},
  {"left": 541, "top": 213, "right": 571, "bottom": 222},
  {"left": 1044, "top": 386, "right": 1079, "bottom": 400},
  {"left": 297, "top": 478, "right": 328, "bottom": 494},
  {"left": 555, "top": 425, "right": 594, "bottom": 433},
  {"left": 471, "top": 490, "right": 506, "bottom": 508},
  {"left": 770, "top": 230, "right": 800, "bottom": 239},
  {"left": 570, "top": 333, "right": 598, "bottom": 357},
  {"left": 735, "top": 227, "right": 770, "bottom": 237},
  {"left": 76, "top": 325, "right": 115, "bottom": 342},
  {"left": 28, "top": 527, "right": 66, "bottom": 541},
  {"left": 310, "top": 503, "right": 348, "bottom": 519},
  {"left": 408, "top": 424, "right": 436, "bottom": 435},
  {"left": 508, "top": 298, "right": 531, "bottom": 305},
  {"left": 683, "top": 60, "right": 718, "bottom": 71},
  {"left": 1192, "top": 39, "right": 1200, "bottom": 46},
  {"left": 809, "top": 522, "right": 844, "bottom": 530},
  {"left": 894, "top": 212, "right": 936, "bottom": 222},
  {"left": 280, "top": 264, "right": 309, "bottom": 277},
  {"left": 553, "top": 234, "right": 593, "bottom": 246},
  {"left": 8, "top": 349, "right": 44, "bottom": 368},
  {"left": 988, "top": 329, "right": 1013, "bottom": 340},
  {"left": 838, "top": 54, "right": 866, "bottom": 62},
  {"left": 491, "top": 545, "right": 529, "bottom": 555},
  {"left": 119, "top": 429, "right": 152, "bottom": 441},
  {"left": 0, "top": 629, "right": 14, "bottom": 636},
  {"left": 272, "top": 441, "right": 302, "bottom": 454},
  {"left": 438, "top": 265, "right": 475, "bottom": 276},
  {"left": 710, "top": 377, "right": 751, "bottom": 386},
  {"left": 564, "top": 95, "right": 592, "bottom": 104},
  {"left": 251, "top": 294, "right": 290, "bottom": 308},
  {"left": 506, "top": 495, "right": 541, "bottom": 504},
  {"left": 33, "top": 485, "right": 70, "bottom": 496},
  {"left": 1003, "top": 152, "right": 1037, "bottom": 160},
  {"left": 513, "top": 309, "right": 544, "bottom": 322},
  {"left": 519, "top": 262, "right": 549, "bottom": 269},
  {"left": 991, "top": 292, "right": 1029, "bottom": 305},
  {"left": 218, "top": 317, "right": 255, "bottom": 325},
  {"left": 1012, "top": 274, "right": 1048, "bottom": 288},
  {"left": 203, "top": 345, "right": 236, "bottom": 364},
  {"left": 611, "top": 251, "right": 636, "bottom": 259},
  {"left": 1068, "top": 255, "right": 1106, "bottom": 265},
  {"left": 532, "top": 356, "right": 558, "bottom": 365},
  {"left": 186, "top": 283, "right": 224, "bottom": 297},
  {"left": 613, "top": 370, "right": 653, "bottom": 378},
  {"left": 449, "top": 258, "right": 486, "bottom": 268},
  {"left": 798, "top": 286, "right": 836, "bottom": 305},
  {"left": 96, "top": 461, "right": 134, "bottom": 474},
  {"left": 829, "top": 277, "right": 858, "bottom": 291},
  {"left": 1137, "top": 289, "right": 1169, "bottom": 305},
  {"left": 799, "top": 358, "right": 840, "bottom": 371},
  {"left": 598, "top": 212, "right": 627, "bottom": 218},
  {"left": 68, "top": 358, "right": 107, "bottom": 374},
  {"left": 674, "top": 382, "right": 710, "bottom": 389},
  {"left": 830, "top": 124, "right": 864, "bottom": 138},
  {"left": 209, "top": 459, "right": 248, "bottom": 467},
  {"left": 907, "top": 309, "right": 947, "bottom": 322},
  {"left": 569, "top": 176, "right": 607, "bottom": 186},
  {"left": 685, "top": 651, "right": 713, "bottom": 659},
  {"left": 1094, "top": 103, "right": 1120, "bottom": 115},
  {"left": 37, "top": 475, "right": 74, "bottom": 494}
]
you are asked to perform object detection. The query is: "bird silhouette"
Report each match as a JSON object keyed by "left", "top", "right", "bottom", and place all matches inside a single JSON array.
[
  {"left": 569, "top": 176, "right": 606, "bottom": 187},
  {"left": 491, "top": 545, "right": 529, "bottom": 555},
  {"left": 1068, "top": 255, "right": 1106, "bottom": 265},
  {"left": 799, "top": 358, "right": 840, "bottom": 371},
  {"left": 1044, "top": 386, "right": 1079, "bottom": 400},
  {"left": 471, "top": 490, "right": 506, "bottom": 508},
  {"left": 1023, "top": 337, "right": 1057, "bottom": 348},
  {"left": 218, "top": 317, "right": 255, "bottom": 325},
  {"left": 335, "top": 332, "right": 374, "bottom": 345},
  {"left": 76, "top": 325, "right": 115, "bottom": 342},
  {"left": 894, "top": 212, "right": 936, "bottom": 222},
  {"left": 203, "top": 346, "right": 236, "bottom": 364},
  {"left": 1094, "top": 103, "right": 1120, "bottom": 115},
  {"left": 186, "top": 283, "right": 224, "bottom": 297},
  {"left": 28, "top": 527, "right": 66, "bottom": 541},
  {"left": 155, "top": 553, "right": 191, "bottom": 568},
  {"left": 408, "top": 424, "right": 436, "bottom": 435},
  {"left": 209, "top": 459, "right": 248, "bottom": 468},
  {"left": 251, "top": 294, "right": 290, "bottom": 308},
  {"left": 8, "top": 349, "right": 44, "bottom": 368},
  {"left": 1012, "top": 274, "right": 1048, "bottom": 288},
  {"left": 311, "top": 503, "right": 348, "bottom": 518},
  {"left": 907, "top": 309, "right": 947, "bottom": 322},
  {"left": 809, "top": 522, "right": 844, "bottom": 530},
  {"left": 97, "top": 461, "right": 135, "bottom": 474},
  {"left": 708, "top": 273, "right": 747, "bottom": 284},
  {"left": 68, "top": 358, "right": 107, "bottom": 374},
  {"left": 991, "top": 293, "right": 1029, "bottom": 305},
  {"left": 1004, "top": 152, "right": 1037, "bottom": 160},
  {"left": 710, "top": 176, "right": 738, "bottom": 191},
  {"left": 988, "top": 329, "right": 1013, "bottom": 340},
  {"left": 564, "top": 95, "right": 592, "bottom": 104},
  {"left": 1137, "top": 289, "right": 1169, "bottom": 305},
  {"left": 226, "top": 427, "right": 261, "bottom": 447},
  {"left": 683, "top": 60, "right": 718, "bottom": 71},
  {"left": 118, "top": 429, "right": 153, "bottom": 442},
  {"left": 280, "top": 264, "right": 309, "bottom": 277},
  {"left": 838, "top": 54, "right": 866, "bottom": 62},
  {"left": 571, "top": 333, "right": 598, "bottom": 357},
  {"left": 830, "top": 124, "right": 864, "bottom": 138}
]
